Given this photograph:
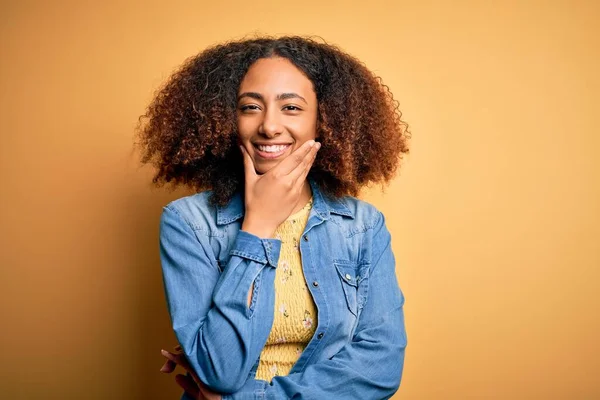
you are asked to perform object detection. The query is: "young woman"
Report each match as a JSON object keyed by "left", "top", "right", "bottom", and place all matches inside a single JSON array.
[{"left": 138, "top": 36, "right": 410, "bottom": 400}]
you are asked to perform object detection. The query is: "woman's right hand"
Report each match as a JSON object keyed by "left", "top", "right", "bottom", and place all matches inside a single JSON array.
[
  {"left": 160, "top": 345, "right": 222, "bottom": 400},
  {"left": 240, "top": 140, "right": 320, "bottom": 238}
]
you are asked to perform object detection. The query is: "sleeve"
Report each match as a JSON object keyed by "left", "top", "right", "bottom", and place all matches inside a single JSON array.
[
  {"left": 159, "top": 206, "right": 281, "bottom": 393},
  {"left": 254, "top": 211, "right": 407, "bottom": 400}
]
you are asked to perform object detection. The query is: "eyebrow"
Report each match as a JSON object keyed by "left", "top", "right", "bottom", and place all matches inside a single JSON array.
[{"left": 237, "top": 92, "right": 308, "bottom": 104}]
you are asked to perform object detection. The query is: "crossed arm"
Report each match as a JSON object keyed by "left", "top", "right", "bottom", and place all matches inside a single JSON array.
[{"left": 160, "top": 208, "right": 406, "bottom": 399}]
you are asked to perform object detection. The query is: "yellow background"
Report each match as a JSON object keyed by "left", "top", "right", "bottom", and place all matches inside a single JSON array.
[{"left": 1, "top": 1, "right": 599, "bottom": 399}]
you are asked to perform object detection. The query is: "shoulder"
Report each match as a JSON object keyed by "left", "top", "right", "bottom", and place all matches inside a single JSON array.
[
  {"left": 161, "top": 191, "right": 219, "bottom": 232},
  {"left": 165, "top": 190, "right": 214, "bottom": 215},
  {"left": 323, "top": 196, "right": 391, "bottom": 266},
  {"left": 337, "top": 195, "right": 384, "bottom": 232}
]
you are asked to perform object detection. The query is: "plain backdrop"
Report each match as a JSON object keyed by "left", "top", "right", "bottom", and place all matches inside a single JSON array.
[{"left": 1, "top": 1, "right": 599, "bottom": 399}]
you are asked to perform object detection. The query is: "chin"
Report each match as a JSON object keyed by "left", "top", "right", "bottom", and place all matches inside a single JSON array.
[
  {"left": 253, "top": 159, "right": 280, "bottom": 175},
  {"left": 256, "top": 167, "right": 271, "bottom": 175}
]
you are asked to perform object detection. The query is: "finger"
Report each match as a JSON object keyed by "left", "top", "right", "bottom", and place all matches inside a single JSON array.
[
  {"left": 274, "top": 140, "right": 316, "bottom": 176},
  {"left": 240, "top": 145, "right": 257, "bottom": 184},
  {"left": 296, "top": 149, "right": 317, "bottom": 186},
  {"left": 160, "top": 359, "right": 177, "bottom": 373},
  {"left": 175, "top": 374, "right": 201, "bottom": 399},
  {"left": 174, "top": 344, "right": 182, "bottom": 352},
  {"left": 288, "top": 141, "right": 320, "bottom": 184},
  {"left": 161, "top": 349, "right": 178, "bottom": 363},
  {"left": 161, "top": 349, "right": 198, "bottom": 379},
  {"left": 162, "top": 349, "right": 187, "bottom": 365}
]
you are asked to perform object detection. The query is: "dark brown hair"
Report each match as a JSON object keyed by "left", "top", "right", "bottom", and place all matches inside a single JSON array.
[{"left": 137, "top": 36, "right": 410, "bottom": 205}]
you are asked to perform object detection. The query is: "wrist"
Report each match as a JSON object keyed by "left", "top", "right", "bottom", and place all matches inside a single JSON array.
[{"left": 241, "top": 221, "right": 276, "bottom": 239}]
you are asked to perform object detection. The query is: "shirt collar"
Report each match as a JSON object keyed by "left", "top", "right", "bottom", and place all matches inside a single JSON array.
[{"left": 216, "top": 178, "right": 354, "bottom": 226}]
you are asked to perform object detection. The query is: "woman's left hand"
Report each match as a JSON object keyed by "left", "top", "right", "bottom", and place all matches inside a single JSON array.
[{"left": 160, "top": 345, "right": 222, "bottom": 400}]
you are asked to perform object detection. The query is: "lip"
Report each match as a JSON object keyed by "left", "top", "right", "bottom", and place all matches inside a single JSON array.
[
  {"left": 253, "top": 142, "right": 293, "bottom": 146},
  {"left": 253, "top": 143, "right": 292, "bottom": 160}
]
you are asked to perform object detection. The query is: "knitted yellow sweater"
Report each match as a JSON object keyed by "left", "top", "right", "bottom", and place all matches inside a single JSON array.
[{"left": 255, "top": 198, "right": 318, "bottom": 382}]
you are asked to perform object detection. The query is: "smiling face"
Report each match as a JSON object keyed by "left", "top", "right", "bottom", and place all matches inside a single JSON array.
[{"left": 236, "top": 57, "right": 318, "bottom": 175}]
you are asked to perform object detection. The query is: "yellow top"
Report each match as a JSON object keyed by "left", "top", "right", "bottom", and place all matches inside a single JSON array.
[{"left": 255, "top": 198, "right": 318, "bottom": 382}]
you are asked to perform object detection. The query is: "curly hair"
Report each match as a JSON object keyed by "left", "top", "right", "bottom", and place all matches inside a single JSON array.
[{"left": 136, "top": 35, "right": 410, "bottom": 206}]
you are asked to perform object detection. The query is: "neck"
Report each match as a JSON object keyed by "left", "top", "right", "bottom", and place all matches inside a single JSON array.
[{"left": 291, "top": 180, "right": 312, "bottom": 214}]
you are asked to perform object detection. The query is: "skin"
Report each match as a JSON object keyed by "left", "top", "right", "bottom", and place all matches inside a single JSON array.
[
  {"left": 236, "top": 56, "right": 318, "bottom": 176},
  {"left": 237, "top": 57, "right": 320, "bottom": 239},
  {"left": 161, "top": 57, "right": 322, "bottom": 399},
  {"left": 160, "top": 346, "right": 217, "bottom": 399}
]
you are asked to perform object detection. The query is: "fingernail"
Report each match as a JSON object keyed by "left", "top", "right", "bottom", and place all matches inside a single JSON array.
[
  {"left": 160, "top": 366, "right": 168, "bottom": 372},
  {"left": 309, "top": 140, "right": 315, "bottom": 147},
  {"left": 161, "top": 349, "right": 167, "bottom": 356},
  {"left": 315, "top": 142, "right": 321, "bottom": 150}
]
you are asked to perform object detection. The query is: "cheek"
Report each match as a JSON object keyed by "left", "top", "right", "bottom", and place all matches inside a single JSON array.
[
  {"left": 236, "top": 121, "right": 253, "bottom": 142},
  {"left": 290, "top": 117, "right": 318, "bottom": 140}
]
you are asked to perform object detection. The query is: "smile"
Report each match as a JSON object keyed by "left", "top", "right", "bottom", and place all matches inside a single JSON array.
[{"left": 253, "top": 144, "right": 292, "bottom": 159}]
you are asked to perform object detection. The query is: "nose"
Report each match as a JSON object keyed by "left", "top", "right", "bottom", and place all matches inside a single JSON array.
[{"left": 258, "top": 108, "right": 283, "bottom": 137}]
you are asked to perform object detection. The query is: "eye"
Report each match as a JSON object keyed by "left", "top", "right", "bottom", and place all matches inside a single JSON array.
[
  {"left": 239, "top": 104, "right": 261, "bottom": 112},
  {"left": 283, "top": 105, "right": 302, "bottom": 112}
]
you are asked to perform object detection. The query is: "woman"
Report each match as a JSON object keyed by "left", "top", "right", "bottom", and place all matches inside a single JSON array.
[{"left": 138, "top": 36, "right": 410, "bottom": 399}]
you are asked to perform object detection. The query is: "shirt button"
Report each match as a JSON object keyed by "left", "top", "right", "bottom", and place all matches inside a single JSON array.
[
  {"left": 317, "top": 332, "right": 324, "bottom": 339},
  {"left": 345, "top": 273, "right": 352, "bottom": 281},
  {"left": 303, "top": 234, "right": 309, "bottom": 242},
  {"left": 312, "top": 281, "right": 319, "bottom": 287}
]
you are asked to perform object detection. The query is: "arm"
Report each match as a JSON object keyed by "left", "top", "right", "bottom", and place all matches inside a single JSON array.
[
  {"left": 160, "top": 141, "right": 319, "bottom": 395},
  {"left": 160, "top": 206, "right": 281, "bottom": 393},
  {"left": 261, "top": 212, "right": 407, "bottom": 400}
]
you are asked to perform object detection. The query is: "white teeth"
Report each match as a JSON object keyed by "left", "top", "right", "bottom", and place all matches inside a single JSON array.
[{"left": 256, "top": 144, "right": 289, "bottom": 153}]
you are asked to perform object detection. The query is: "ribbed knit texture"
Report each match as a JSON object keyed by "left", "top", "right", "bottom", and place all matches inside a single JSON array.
[{"left": 255, "top": 198, "right": 318, "bottom": 382}]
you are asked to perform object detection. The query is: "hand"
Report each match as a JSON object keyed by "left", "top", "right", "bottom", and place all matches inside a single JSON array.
[
  {"left": 160, "top": 345, "right": 222, "bottom": 400},
  {"left": 241, "top": 139, "right": 320, "bottom": 238}
]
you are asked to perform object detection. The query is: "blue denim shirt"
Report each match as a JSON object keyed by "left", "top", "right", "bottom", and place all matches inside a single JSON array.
[{"left": 159, "top": 180, "right": 407, "bottom": 400}]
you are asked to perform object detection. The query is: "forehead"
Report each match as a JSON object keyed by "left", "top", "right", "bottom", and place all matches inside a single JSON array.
[{"left": 238, "top": 57, "right": 315, "bottom": 96}]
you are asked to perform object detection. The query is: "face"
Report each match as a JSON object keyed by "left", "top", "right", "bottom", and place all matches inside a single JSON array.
[{"left": 237, "top": 57, "right": 318, "bottom": 175}]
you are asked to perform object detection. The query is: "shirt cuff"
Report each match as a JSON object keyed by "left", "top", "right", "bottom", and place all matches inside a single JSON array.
[{"left": 230, "top": 230, "right": 281, "bottom": 268}]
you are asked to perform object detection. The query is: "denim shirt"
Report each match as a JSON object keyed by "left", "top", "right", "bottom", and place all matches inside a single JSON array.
[{"left": 159, "top": 179, "right": 407, "bottom": 400}]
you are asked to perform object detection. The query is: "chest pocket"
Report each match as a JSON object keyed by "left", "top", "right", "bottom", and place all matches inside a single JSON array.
[{"left": 334, "top": 260, "right": 369, "bottom": 317}]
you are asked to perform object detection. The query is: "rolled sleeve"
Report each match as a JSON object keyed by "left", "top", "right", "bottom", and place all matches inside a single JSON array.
[
  {"left": 160, "top": 207, "right": 281, "bottom": 394},
  {"left": 230, "top": 231, "right": 282, "bottom": 268}
]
